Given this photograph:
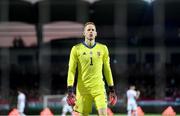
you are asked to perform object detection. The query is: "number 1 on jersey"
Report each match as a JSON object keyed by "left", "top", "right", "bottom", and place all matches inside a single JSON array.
[{"left": 90, "top": 57, "right": 93, "bottom": 65}]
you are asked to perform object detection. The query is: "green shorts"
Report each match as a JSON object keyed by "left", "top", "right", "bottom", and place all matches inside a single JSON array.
[{"left": 73, "top": 91, "right": 107, "bottom": 114}]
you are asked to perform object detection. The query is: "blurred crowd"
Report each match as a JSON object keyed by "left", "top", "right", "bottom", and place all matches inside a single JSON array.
[
  {"left": 0, "top": 62, "right": 178, "bottom": 102},
  {"left": 127, "top": 63, "right": 180, "bottom": 99}
]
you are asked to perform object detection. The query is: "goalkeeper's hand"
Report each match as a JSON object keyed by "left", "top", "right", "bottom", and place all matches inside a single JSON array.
[
  {"left": 66, "top": 86, "right": 76, "bottom": 106},
  {"left": 108, "top": 86, "right": 117, "bottom": 106}
]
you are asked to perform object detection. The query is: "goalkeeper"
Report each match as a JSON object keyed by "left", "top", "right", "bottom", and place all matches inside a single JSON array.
[{"left": 67, "top": 22, "right": 117, "bottom": 116}]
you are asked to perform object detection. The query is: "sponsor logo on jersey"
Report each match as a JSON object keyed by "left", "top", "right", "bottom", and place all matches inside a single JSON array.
[
  {"left": 83, "top": 52, "right": 86, "bottom": 55},
  {"left": 97, "top": 51, "right": 101, "bottom": 56}
]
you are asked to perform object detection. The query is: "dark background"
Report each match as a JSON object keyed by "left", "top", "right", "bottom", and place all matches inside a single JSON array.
[{"left": 0, "top": 0, "right": 180, "bottom": 114}]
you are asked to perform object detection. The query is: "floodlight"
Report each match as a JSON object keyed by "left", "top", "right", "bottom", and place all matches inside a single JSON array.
[
  {"left": 143, "top": 0, "right": 155, "bottom": 4},
  {"left": 82, "top": 0, "right": 100, "bottom": 4},
  {"left": 21, "top": 0, "right": 44, "bottom": 4}
]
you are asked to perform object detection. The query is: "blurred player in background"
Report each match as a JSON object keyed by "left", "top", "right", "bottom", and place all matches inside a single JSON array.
[
  {"left": 67, "top": 22, "right": 117, "bottom": 116},
  {"left": 17, "top": 90, "right": 26, "bottom": 116},
  {"left": 126, "top": 85, "right": 140, "bottom": 116},
  {"left": 61, "top": 93, "right": 73, "bottom": 116}
]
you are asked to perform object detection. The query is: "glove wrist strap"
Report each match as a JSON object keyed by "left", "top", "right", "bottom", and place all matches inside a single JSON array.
[
  {"left": 109, "top": 86, "right": 115, "bottom": 93},
  {"left": 67, "top": 86, "right": 74, "bottom": 93}
]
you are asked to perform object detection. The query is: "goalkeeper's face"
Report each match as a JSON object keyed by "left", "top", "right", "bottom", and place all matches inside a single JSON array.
[{"left": 83, "top": 24, "right": 97, "bottom": 41}]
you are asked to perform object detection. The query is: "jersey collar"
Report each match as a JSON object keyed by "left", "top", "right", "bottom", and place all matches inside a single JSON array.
[{"left": 82, "top": 41, "right": 96, "bottom": 49}]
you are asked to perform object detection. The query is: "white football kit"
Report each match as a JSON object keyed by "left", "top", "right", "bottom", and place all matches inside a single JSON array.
[
  {"left": 61, "top": 95, "right": 73, "bottom": 116},
  {"left": 17, "top": 92, "right": 26, "bottom": 116},
  {"left": 126, "top": 89, "right": 138, "bottom": 111}
]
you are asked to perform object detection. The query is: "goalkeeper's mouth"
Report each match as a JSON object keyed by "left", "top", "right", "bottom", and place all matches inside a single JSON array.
[{"left": 89, "top": 34, "right": 94, "bottom": 41}]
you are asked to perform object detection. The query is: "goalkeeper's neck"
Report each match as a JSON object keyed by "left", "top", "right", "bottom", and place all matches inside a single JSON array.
[{"left": 85, "top": 38, "right": 95, "bottom": 47}]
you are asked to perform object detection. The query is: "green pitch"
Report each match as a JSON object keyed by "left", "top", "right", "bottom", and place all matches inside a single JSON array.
[
  {"left": 115, "top": 115, "right": 180, "bottom": 116},
  {"left": 90, "top": 114, "right": 180, "bottom": 116},
  {"left": 53, "top": 114, "right": 180, "bottom": 116},
  {"left": 122, "top": 115, "right": 179, "bottom": 116}
]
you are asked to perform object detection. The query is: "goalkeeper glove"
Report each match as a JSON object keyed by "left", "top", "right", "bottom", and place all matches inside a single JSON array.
[
  {"left": 108, "top": 86, "right": 117, "bottom": 106},
  {"left": 66, "top": 86, "right": 76, "bottom": 106}
]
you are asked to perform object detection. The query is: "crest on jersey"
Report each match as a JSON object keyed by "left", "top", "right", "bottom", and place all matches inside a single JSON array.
[
  {"left": 83, "top": 52, "right": 86, "bottom": 55},
  {"left": 97, "top": 51, "right": 101, "bottom": 56}
]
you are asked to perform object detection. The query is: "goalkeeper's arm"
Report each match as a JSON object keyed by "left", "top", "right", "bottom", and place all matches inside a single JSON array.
[
  {"left": 103, "top": 45, "right": 117, "bottom": 105},
  {"left": 66, "top": 46, "right": 77, "bottom": 106}
]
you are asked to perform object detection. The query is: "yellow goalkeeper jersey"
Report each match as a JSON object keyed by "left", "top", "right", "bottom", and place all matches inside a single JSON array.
[{"left": 67, "top": 42, "right": 114, "bottom": 94}]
